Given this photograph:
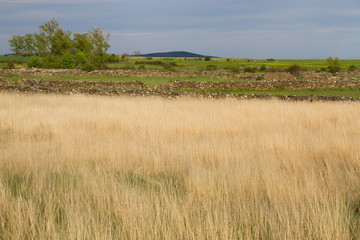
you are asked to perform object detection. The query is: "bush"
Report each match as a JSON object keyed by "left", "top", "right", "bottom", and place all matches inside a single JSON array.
[
  {"left": 121, "top": 55, "right": 129, "bottom": 62},
  {"left": 137, "top": 65, "right": 146, "bottom": 70},
  {"left": 244, "top": 67, "right": 256, "bottom": 73},
  {"left": 81, "top": 63, "right": 96, "bottom": 72},
  {"left": 327, "top": 57, "right": 341, "bottom": 73},
  {"left": 205, "top": 65, "right": 218, "bottom": 71},
  {"left": 165, "top": 62, "right": 177, "bottom": 67},
  {"left": 204, "top": 56, "right": 211, "bottom": 61},
  {"left": 61, "top": 53, "right": 75, "bottom": 69},
  {"left": 163, "top": 63, "right": 176, "bottom": 71},
  {"left": 320, "top": 67, "right": 327, "bottom": 72},
  {"left": 28, "top": 56, "right": 43, "bottom": 68},
  {"left": 348, "top": 65, "right": 357, "bottom": 72},
  {"left": 286, "top": 64, "right": 301, "bottom": 75},
  {"left": 229, "top": 67, "right": 241, "bottom": 73},
  {"left": 259, "top": 65, "right": 267, "bottom": 71},
  {"left": 256, "top": 76, "right": 263, "bottom": 80},
  {"left": 226, "top": 58, "right": 231, "bottom": 62},
  {"left": 5, "top": 62, "right": 15, "bottom": 69},
  {"left": 74, "top": 51, "right": 87, "bottom": 66},
  {"left": 106, "top": 54, "right": 118, "bottom": 63}
]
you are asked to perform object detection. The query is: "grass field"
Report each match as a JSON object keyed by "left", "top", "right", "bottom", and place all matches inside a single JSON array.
[
  {"left": 0, "top": 74, "right": 244, "bottom": 86},
  {"left": 0, "top": 93, "right": 360, "bottom": 239},
  {"left": 2, "top": 55, "right": 360, "bottom": 70}
]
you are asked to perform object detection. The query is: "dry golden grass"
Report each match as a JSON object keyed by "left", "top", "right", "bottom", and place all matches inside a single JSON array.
[{"left": 0, "top": 93, "right": 360, "bottom": 239}]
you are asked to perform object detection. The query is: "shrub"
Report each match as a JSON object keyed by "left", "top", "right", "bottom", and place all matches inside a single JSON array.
[
  {"left": 74, "top": 51, "right": 87, "bottom": 66},
  {"left": 204, "top": 56, "right": 211, "bottom": 61},
  {"left": 226, "top": 58, "right": 231, "bottom": 62},
  {"left": 28, "top": 56, "right": 43, "bottom": 68},
  {"left": 163, "top": 64, "right": 176, "bottom": 71},
  {"left": 137, "top": 65, "right": 146, "bottom": 70},
  {"left": 266, "top": 59, "right": 275, "bottom": 62},
  {"left": 320, "top": 67, "right": 327, "bottom": 72},
  {"left": 6, "top": 62, "right": 15, "bottom": 69},
  {"left": 229, "top": 67, "right": 241, "bottom": 73},
  {"left": 61, "top": 53, "right": 75, "bottom": 69},
  {"left": 256, "top": 76, "right": 263, "bottom": 80},
  {"left": 244, "top": 67, "right": 256, "bottom": 73},
  {"left": 326, "top": 57, "right": 341, "bottom": 73},
  {"left": 205, "top": 65, "right": 218, "bottom": 71},
  {"left": 348, "top": 65, "right": 357, "bottom": 72},
  {"left": 106, "top": 54, "right": 118, "bottom": 63},
  {"left": 81, "top": 63, "right": 96, "bottom": 72},
  {"left": 165, "top": 62, "right": 177, "bottom": 67},
  {"left": 121, "top": 55, "right": 129, "bottom": 62},
  {"left": 286, "top": 64, "right": 301, "bottom": 75},
  {"left": 259, "top": 65, "right": 267, "bottom": 71}
]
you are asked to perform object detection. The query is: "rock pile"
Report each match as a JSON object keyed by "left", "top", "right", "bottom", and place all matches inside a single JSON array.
[
  {"left": 1, "top": 68, "right": 359, "bottom": 81},
  {"left": 166, "top": 80, "right": 360, "bottom": 90},
  {"left": 0, "top": 78, "right": 359, "bottom": 102}
]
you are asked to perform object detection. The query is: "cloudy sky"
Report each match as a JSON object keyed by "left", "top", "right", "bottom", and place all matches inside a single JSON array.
[{"left": 1, "top": 0, "right": 360, "bottom": 58}]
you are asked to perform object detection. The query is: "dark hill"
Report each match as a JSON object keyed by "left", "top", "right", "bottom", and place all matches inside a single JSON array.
[{"left": 141, "top": 51, "right": 214, "bottom": 58}]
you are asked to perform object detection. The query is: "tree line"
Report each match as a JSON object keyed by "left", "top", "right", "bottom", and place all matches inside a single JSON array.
[{"left": 8, "top": 19, "right": 115, "bottom": 70}]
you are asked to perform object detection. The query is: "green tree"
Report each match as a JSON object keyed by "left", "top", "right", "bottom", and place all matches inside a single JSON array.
[
  {"left": 8, "top": 35, "right": 25, "bottom": 55},
  {"left": 34, "top": 32, "right": 48, "bottom": 56},
  {"left": 326, "top": 57, "right": 341, "bottom": 73},
  {"left": 74, "top": 51, "right": 87, "bottom": 66},
  {"left": 61, "top": 53, "right": 75, "bottom": 69},
  {"left": 51, "top": 28, "right": 73, "bottom": 55},
  {"left": 23, "top": 34, "right": 35, "bottom": 56},
  {"left": 9, "top": 19, "right": 112, "bottom": 70},
  {"left": 74, "top": 33, "right": 92, "bottom": 54},
  {"left": 88, "top": 27, "right": 111, "bottom": 68}
]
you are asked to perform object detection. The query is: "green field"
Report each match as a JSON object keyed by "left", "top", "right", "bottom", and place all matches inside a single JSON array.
[
  {"left": 0, "top": 55, "right": 32, "bottom": 62},
  {"left": 2, "top": 55, "right": 360, "bottom": 70},
  {"left": 0, "top": 74, "right": 245, "bottom": 86},
  {"left": 116, "top": 57, "right": 360, "bottom": 69}
]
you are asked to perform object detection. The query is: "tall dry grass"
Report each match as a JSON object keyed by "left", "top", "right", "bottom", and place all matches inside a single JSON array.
[{"left": 0, "top": 93, "right": 359, "bottom": 239}]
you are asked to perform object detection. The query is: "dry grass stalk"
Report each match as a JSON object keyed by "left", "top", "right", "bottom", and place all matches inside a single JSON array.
[{"left": 0, "top": 93, "right": 359, "bottom": 239}]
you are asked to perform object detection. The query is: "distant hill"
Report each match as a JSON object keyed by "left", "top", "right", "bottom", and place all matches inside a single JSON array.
[{"left": 140, "top": 51, "right": 215, "bottom": 58}]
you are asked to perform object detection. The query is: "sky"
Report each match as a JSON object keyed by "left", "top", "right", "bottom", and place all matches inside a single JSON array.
[{"left": 1, "top": 0, "right": 360, "bottom": 58}]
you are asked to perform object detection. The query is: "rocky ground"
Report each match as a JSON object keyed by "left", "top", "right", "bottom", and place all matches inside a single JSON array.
[{"left": 1, "top": 75, "right": 360, "bottom": 102}]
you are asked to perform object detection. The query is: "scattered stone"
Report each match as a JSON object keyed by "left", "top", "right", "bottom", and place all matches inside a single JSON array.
[{"left": 0, "top": 78, "right": 359, "bottom": 102}]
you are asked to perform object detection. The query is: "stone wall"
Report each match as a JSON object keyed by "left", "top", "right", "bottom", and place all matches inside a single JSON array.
[
  {"left": 166, "top": 80, "right": 360, "bottom": 90},
  {"left": 0, "top": 78, "right": 359, "bottom": 102},
  {"left": 1, "top": 68, "right": 359, "bottom": 81}
]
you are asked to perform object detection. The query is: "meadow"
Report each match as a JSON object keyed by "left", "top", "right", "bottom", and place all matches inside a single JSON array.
[
  {"left": 1, "top": 93, "right": 360, "bottom": 239},
  {"left": 2, "top": 55, "right": 360, "bottom": 70}
]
